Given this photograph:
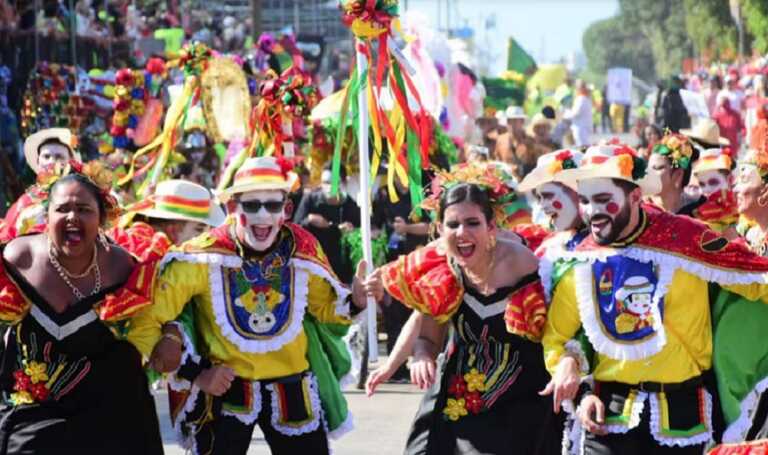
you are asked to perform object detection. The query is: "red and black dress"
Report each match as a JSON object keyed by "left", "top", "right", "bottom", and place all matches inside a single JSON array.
[
  {"left": 0, "top": 249, "right": 163, "bottom": 454},
  {"left": 382, "top": 243, "right": 563, "bottom": 454}
]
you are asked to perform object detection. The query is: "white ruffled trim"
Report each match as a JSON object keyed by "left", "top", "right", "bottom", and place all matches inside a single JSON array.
[
  {"left": 222, "top": 380, "right": 262, "bottom": 425},
  {"left": 266, "top": 373, "right": 323, "bottom": 436},
  {"left": 562, "top": 412, "right": 583, "bottom": 455},
  {"left": 292, "top": 258, "right": 351, "bottom": 318},
  {"left": 574, "top": 263, "right": 670, "bottom": 361},
  {"left": 649, "top": 390, "right": 713, "bottom": 447},
  {"left": 327, "top": 412, "right": 354, "bottom": 440},
  {"left": 340, "top": 321, "right": 364, "bottom": 389},
  {"left": 722, "top": 376, "right": 768, "bottom": 443},
  {"left": 555, "top": 245, "right": 768, "bottom": 286},
  {"left": 165, "top": 321, "right": 201, "bottom": 392},
  {"left": 209, "top": 262, "right": 308, "bottom": 354},
  {"left": 158, "top": 251, "right": 242, "bottom": 272},
  {"left": 173, "top": 383, "right": 202, "bottom": 450},
  {"left": 537, "top": 231, "right": 578, "bottom": 302},
  {"left": 603, "top": 390, "right": 647, "bottom": 434},
  {"left": 564, "top": 339, "right": 590, "bottom": 375}
]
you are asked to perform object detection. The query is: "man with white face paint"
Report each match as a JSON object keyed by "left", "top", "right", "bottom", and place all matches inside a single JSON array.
[
  {"left": 128, "top": 157, "right": 368, "bottom": 455},
  {"left": 540, "top": 146, "right": 768, "bottom": 454},
  {"left": 689, "top": 148, "right": 739, "bottom": 236}
]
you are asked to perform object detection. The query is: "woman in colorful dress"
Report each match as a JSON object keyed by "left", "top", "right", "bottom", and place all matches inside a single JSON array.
[
  {"left": 0, "top": 161, "right": 163, "bottom": 454},
  {"left": 362, "top": 163, "right": 564, "bottom": 454}
]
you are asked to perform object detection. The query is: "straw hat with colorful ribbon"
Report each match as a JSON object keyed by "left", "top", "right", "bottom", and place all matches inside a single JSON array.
[
  {"left": 561, "top": 143, "right": 661, "bottom": 196},
  {"left": 126, "top": 179, "right": 225, "bottom": 227},
  {"left": 518, "top": 149, "right": 583, "bottom": 193},
  {"left": 23, "top": 128, "right": 81, "bottom": 174},
  {"left": 693, "top": 148, "right": 733, "bottom": 175},
  {"left": 216, "top": 156, "right": 299, "bottom": 202},
  {"left": 680, "top": 118, "right": 730, "bottom": 147}
]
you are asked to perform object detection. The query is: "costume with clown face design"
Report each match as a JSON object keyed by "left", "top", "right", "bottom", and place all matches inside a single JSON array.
[
  {"left": 128, "top": 158, "right": 357, "bottom": 454},
  {"left": 542, "top": 148, "right": 768, "bottom": 452}
]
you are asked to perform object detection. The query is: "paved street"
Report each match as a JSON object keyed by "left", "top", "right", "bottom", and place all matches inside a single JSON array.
[{"left": 157, "top": 372, "right": 424, "bottom": 454}]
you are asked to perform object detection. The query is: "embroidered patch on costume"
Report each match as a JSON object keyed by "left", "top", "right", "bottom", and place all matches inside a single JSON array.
[
  {"left": 699, "top": 230, "right": 729, "bottom": 253},
  {"left": 593, "top": 258, "right": 662, "bottom": 342},
  {"left": 649, "top": 388, "right": 712, "bottom": 446},
  {"left": 222, "top": 239, "right": 295, "bottom": 340},
  {"left": 266, "top": 374, "right": 322, "bottom": 436},
  {"left": 222, "top": 380, "right": 262, "bottom": 425}
]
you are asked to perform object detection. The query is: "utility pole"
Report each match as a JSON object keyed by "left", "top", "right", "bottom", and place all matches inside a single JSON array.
[{"left": 252, "top": 0, "right": 262, "bottom": 42}]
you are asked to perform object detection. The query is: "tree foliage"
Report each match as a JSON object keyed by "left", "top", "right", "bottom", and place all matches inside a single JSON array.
[
  {"left": 582, "top": 16, "right": 655, "bottom": 83},
  {"left": 744, "top": 0, "right": 768, "bottom": 54},
  {"left": 684, "top": 0, "right": 738, "bottom": 60}
]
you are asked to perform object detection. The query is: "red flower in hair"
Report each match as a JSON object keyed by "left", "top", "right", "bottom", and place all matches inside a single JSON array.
[
  {"left": 555, "top": 150, "right": 572, "bottom": 161},
  {"left": 275, "top": 156, "right": 295, "bottom": 177}
]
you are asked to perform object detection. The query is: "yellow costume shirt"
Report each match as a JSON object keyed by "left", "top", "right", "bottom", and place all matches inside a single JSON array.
[{"left": 543, "top": 267, "right": 768, "bottom": 384}]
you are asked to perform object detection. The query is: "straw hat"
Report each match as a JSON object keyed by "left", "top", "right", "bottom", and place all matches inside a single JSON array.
[
  {"left": 560, "top": 144, "right": 661, "bottom": 196},
  {"left": 693, "top": 148, "right": 733, "bottom": 175},
  {"left": 526, "top": 113, "right": 554, "bottom": 136},
  {"left": 504, "top": 105, "right": 527, "bottom": 120},
  {"left": 680, "top": 118, "right": 730, "bottom": 147},
  {"left": 518, "top": 149, "right": 583, "bottom": 192},
  {"left": 23, "top": 128, "right": 82, "bottom": 174},
  {"left": 136, "top": 180, "right": 225, "bottom": 226},
  {"left": 217, "top": 156, "right": 299, "bottom": 202}
]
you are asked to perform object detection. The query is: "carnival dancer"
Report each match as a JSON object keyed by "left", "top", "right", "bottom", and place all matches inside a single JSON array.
[
  {"left": 691, "top": 148, "right": 739, "bottom": 237},
  {"left": 128, "top": 156, "right": 366, "bottom": 455},
  {"left": 108, "top": 179, "right": 226, "bottom": 261},
  {"left": 543, "top": 147, "right": 768, "bottom": 454},
  {"left": 0, "top": 128, "right": 82, "bottom": 242},
  {"left": 0, "top": 160, "right": 163, "bottom": 454},
  {"left": 647, "top": 132, "right": 704, "bottom": 216},
  {"left": 361, "top": 162, "right": 564, "bottom": 454}
]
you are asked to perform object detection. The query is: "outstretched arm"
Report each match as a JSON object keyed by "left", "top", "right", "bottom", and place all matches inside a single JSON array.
[{"left": 366, "top": 310, "right": 423, "bottom": 395}]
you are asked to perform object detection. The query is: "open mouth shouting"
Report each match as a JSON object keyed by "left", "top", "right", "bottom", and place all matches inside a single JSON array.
[
  {"left": 63, "top": 225, "right": 85, "bottom": 246},
  {"left": 251, "top": 225, "right": 274, "bottom": 242},
  {"left": 589, "top": 215, "right": 611, "bottom": 237},
  {"left": 456, "top": 240, "right": 476, "bottom": 258}
]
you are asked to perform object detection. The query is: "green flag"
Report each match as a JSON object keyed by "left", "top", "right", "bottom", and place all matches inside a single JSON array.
[{"left": 507, "top": 38, "right": 536, "bottom": 75}]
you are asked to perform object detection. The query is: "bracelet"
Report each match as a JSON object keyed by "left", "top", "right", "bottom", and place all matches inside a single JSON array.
[{"left": 161, "top": 332, "right": 183, "bottom": 345}]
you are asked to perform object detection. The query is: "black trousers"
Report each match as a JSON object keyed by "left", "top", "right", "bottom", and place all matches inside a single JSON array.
[
  {"left": 583, "top": 407, "right": 704, "bottom": 455},
  {"left": 193, "top": 377, "right": 330, "bottom": 455}
]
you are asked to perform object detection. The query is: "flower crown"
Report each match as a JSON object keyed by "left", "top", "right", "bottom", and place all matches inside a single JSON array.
[
  {"left": 421, "top": 162, "right": 519, "bottom": 226},
  {"left": 652, "top": 133, "right": 694, "bottom": 169},
  {"left": 547, "top": 149, "right": 580, "bottom": 175},
  {"left": 38, "top": 160, "right": 121, "bottom": 224}
]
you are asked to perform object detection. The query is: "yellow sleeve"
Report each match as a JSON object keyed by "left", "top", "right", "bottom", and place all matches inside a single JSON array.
[
  {"left": 127, "top": 260, "right": 208, "bottom": 356},
  {"left": 306, "top": 274, "right": 351, "bottom": 326},
  {"left": 542, "top": 268, "right": 583, "bottom": 375},
  {"left": 722, "top": 282, "right": 768, "bottom": 304}
]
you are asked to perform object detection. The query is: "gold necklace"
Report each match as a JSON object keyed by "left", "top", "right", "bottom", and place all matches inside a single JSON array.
[
  {"left": 48, "top": 239, "right": 98, "bottom": 279},
  {"left": 48, "top": 241, "right": 102, "bottom": 301}
]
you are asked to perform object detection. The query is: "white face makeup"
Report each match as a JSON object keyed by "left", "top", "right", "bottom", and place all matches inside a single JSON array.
[
  {"left": 577, "top": 178, "right": 632, "bottom": 245},
  {"left": 536, "top": 182, "right": 579, "bottom": 232},
  {"left": 695, "top": 170, "right": 729, "bottom": 196},
  {"left": 734, "top": 164, "right": 765, "bottom": 216},
  {"left": 38, "top": 143, "right": 71, "bottom": 169},
  {"left": 234, "top": 190, "right": 287, "bottom": 251}
]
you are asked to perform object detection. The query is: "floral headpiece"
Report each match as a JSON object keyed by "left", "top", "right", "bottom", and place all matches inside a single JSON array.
[
  {"left": 421, "top": 162, "right": 520, "bottom": 226},
  {"left": 340, "top": 0, "right": 399, "bottom": 40},
  {"left": 652, "top": 132, "right": 695, "bottom": 170},
  {"left": 38, "top": 160, "right": 121, "bottom": 224}
]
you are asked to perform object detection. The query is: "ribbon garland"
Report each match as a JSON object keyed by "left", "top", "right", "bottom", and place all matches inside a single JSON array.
[{"left": 337, "top": 0, "right": 433, "bottom": 209}]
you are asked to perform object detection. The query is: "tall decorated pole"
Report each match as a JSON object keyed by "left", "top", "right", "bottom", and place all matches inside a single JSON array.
[
  {"left": 354, "top": 42, "right": 377, "bottom": 361},
  {"left": 338, "top": 0, "right": 433, "bottom": 364}
]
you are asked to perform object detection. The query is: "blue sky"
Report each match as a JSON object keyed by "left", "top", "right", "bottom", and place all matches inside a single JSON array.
[{"left": 403, "top": 0, "right": 620, "bottom": 75}]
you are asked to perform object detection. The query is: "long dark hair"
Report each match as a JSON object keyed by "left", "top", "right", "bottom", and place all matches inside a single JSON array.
[{"left": 438, "top": 183, "right": 493, "bottom": 223}]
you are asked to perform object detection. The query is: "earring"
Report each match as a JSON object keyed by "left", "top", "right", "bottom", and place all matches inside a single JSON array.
[
  {"left": 759, "top": 192, "right": 768, "bottom": 208},
  {"left": 486, "top": 233, "right": 497, "bottom": 253},
  {"left": 98, "top": 229, "right": 111, "bottom": 251}
]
